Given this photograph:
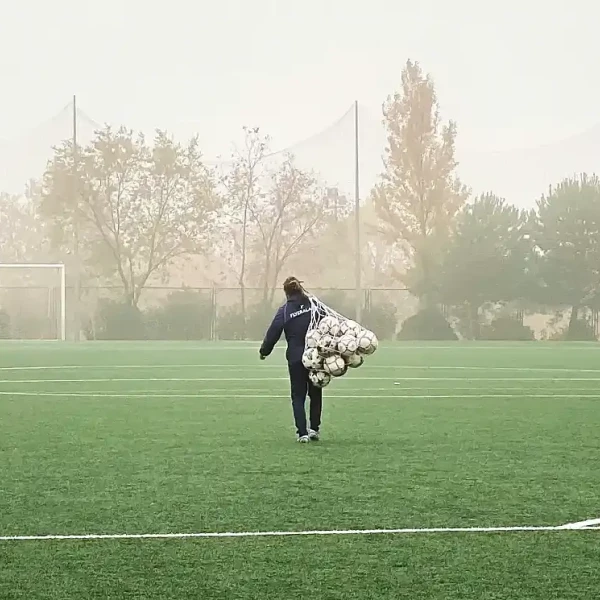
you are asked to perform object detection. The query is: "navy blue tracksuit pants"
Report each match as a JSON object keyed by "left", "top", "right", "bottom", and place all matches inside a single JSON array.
[{"left": 288, "top": 361, "right": 323, "bottom": 437}]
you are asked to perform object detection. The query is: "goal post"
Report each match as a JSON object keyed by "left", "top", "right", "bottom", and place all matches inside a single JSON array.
[{"left": 0, "top": 263, "right": 66, "bottom": 341}]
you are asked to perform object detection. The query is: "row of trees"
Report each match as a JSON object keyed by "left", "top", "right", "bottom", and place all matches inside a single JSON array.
[
  {"left": 370, "top": 60, "right": 600, "bottom": 338},
  {"left": 0, "top": 126, "right": 351, "bottom": 341},
  {"left": 40, "top": 128, "right": 350, "bottom": 305},
  {"left": 403, "top": 181, "right": 600, "bottom": 339},
  {"left": 2, "top": 59, "right": 600, "bottom": 339}
]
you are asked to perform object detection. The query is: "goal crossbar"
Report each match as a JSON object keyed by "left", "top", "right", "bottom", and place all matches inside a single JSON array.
[{"left": 0, "top": 263, "right": 66, "bottom": 341}]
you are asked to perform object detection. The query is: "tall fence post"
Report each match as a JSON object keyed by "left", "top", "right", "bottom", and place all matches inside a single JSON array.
[{"left": 211, "top": 287, "right": 217, "bottom": 341}]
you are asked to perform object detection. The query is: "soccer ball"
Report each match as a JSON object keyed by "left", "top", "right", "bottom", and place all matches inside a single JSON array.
[
  {"left": 318, "top": 316, "right": 340, "bottom": 336},
  {"left": 318, "top": 334, "right": 336, "bottom": 355},
  {"left": 346, "top": 353, "right": 364, "bottom": 369},
  {"left": 341, "top": 319, "right": 362, "bottom": 336},
  {"left": 305, "top": 329, "right": 321, "bottom": 349},
  {"left": 309, "top": 370, "right": 331, "bottom": 388},
  {"left": 302, "top": 347, "right": 322, "bottom": 370},
  {"left": 337, "top": 334, "right": 358, "bottom": 357},
  {"left": 357, "top": 330, "right": 378, "bottom": 355},
  {"left": 328, "top": 320, "right": 341, "bottom": 337},
  {"left": 323, "top": 354, "right": 347, "bottom": 377}
]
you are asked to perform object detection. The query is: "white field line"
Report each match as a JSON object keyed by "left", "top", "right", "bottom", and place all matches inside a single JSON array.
[
  {"left": 0, "top": 365, "right": 290, "bottom": 371},
  {"left": 383, "top": 346, "right": 600, "bottom": 350},
  {"left": 2, "top": 344, "right": 600, "bottom": 351},
  {"left": 0, "top": 375, "right": 600, "bottom": 389},
  {"left": 1, "top": 391, "right": 600, "bottom": 399},
  {"left": 4, "top": 377, "right": 600, "bottom": 384},
  {"left": 0, "top": 377, "right": 289, "bottom": 383},
  {"left": 364, "top": 390, "right": 594, "bottom": 393},
  {"left": 379, "top": 346, "right": 600, "bottom": 350},
  {"left": 3, "top": 364, "right": 600, "bottom": 372},
  {"left": 560, "top": 518, "right": 600, "bottom": 529},
  {"left": 0, "top": 344, "right": 261, "bottom": 350},
  {"left": 3, "top": 387, "right": 598, "bottom": 395},
  {"left": 1, "top": 524, "right": 600, "bottom": 542}
]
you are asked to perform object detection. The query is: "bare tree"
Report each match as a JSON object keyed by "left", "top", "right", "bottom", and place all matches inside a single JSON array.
[
  {"left": 221, "top": 127, "right": 269, "bottom": 331},
  {"left": 248, "top": 156, "right": 347, "bottom": 304}
]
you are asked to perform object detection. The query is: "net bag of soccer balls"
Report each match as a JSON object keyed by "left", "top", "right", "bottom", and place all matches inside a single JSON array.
[{"left": 301, "top": 295, "right": 378, "bottom": 388}]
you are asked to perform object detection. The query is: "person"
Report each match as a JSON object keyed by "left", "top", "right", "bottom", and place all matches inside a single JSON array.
[{"left": 259, "top": 276, "right": 323, "bottom": 443}]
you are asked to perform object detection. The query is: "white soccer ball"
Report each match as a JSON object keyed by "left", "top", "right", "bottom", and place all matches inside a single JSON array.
[
  {"left": 346, "top": 353, "right": 364, "bottom": 369},
  {"left": 302, "top": 347, "right": 322, "bottom": 370},
  {"left": 305, "top": 329, "right": 321, "bottom": 349},
  {"left": 342, "top": 319, "right": 362, "bottom": 336},
  {"left": 309, "top": 370, "right": 331, "bottom": 388},
  {"left": 318, "top": 334, "right": 336, "bottom": 355},
  {"left": 357, "top": 330, "right": 378, "bottom": 355},
  {"left": 318, "top": 316, "right": 340, "bottom": 336},
  {"left": 323, "top": 354, "right": 347, "bottom": 377},
  {"left": 337, "top": 334, "right": 358, "bottom": 357},
  {"left": 329, "top": 320, "right": 341, "bottom": 337}
]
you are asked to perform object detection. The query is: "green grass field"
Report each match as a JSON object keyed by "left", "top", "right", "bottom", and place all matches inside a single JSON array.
[{"left": 1, "top": 341, "right": 599, "bottom": 599}]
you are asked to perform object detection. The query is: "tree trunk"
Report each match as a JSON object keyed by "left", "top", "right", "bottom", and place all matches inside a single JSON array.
[
  {"left": 567, "top": 305, "right": 580, "bottom": 340},
  {"left": 262, "top": 253, "right": 271, "bottom": 306},
  {"left": 469, "top": 302, "right": 480, "bottom": 340},
  {"left": 239, "top": 204, "right": 249, "bottom": 339},
  {"left": 127, "top": 292, "right": 137, "bottom": 309},
  {"left": 417, "top": 245, "right": 435, "bottom": 309}
]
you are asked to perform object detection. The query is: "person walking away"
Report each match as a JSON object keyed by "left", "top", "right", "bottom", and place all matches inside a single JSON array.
[{"left": 259, "top": 277, "right": 323, "bottom": 443}]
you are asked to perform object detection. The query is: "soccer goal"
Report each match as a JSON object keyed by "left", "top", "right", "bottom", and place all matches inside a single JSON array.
[{"left": 0, "top": 263, "right": 66, "bottom": 341}]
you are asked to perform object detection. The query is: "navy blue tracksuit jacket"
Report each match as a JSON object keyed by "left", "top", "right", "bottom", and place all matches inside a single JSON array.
[
  {"left": 259, "top": 294, "right": 312, "bottom": 363},
  {"left": 260, "top": 293, "right": 324, "bottom": 437}
]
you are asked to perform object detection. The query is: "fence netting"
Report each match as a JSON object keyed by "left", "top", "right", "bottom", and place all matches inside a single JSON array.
[{"left": 0, "top": 284, "right": 415, "bottom": 341}]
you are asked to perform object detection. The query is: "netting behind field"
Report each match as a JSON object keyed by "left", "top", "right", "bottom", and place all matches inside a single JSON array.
[
  {"left": 0, "top": 267, "right": 62, "bottom": 339},
  {"left": 0, "top": 283, "right": 415, "bottom": 341},
  {"left": 0, "top": 100, "right": 384, "bottom": 203},
  {"left": 0, "top": 103, "right": 99, "bottom": 195},
  {"left": 4, "top": 97, "right": 600, "bottom": 217}
]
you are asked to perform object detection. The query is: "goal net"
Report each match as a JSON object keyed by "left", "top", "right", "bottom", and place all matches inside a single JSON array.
[{"left": 0, "top": 264, "right": 66, "bottom": 340}]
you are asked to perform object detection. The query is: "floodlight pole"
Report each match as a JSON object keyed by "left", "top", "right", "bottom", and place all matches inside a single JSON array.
[{"left": 354, "top": 100, "right": 362, "bottom": 323}]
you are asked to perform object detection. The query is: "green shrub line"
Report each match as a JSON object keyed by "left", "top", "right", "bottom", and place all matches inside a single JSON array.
[
  {"left": 1, "top": 290, "right": 596, "bottom": 341},
  {"left": 83, "top": 290, "right": 399, "bottom": 341}
]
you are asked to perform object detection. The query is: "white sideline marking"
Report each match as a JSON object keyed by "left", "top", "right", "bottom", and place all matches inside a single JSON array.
[
  {"left": 390, "top": 346, "right": 600, "bottom": 350},
  {"left": 3, "top": 387, "right": 599, "bottom": 396},
  {"left": 3, "top": 364, "right": 600, "bottom": 372},
  {"left": 0, "top": 377, "right": 289, "bottom": 383},
  {"left": 1, "top": 524, "right": 599, "bottom": 542},
  {"left": 0, "top": 365, "right": 290, "bottom": 372},
  {"left": 4, "top": 377, "right": 600, "bottom": 384},
  {"left": 1, "top": 344, "right": 600, "bottom": 352},
  {"left": 560, "top": 518, "right": 600, "bottom": 529},
  {"left": 1, "top": 391, "right": 600, "bottom": 399}
]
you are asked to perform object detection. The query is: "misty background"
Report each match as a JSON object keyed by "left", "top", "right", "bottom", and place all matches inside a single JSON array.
[
  {"left": 1, "top": 0, "right": 600, "bottom": 343},
  {"left": 2, "top": 0, "right": 600, "bottom": 205}
]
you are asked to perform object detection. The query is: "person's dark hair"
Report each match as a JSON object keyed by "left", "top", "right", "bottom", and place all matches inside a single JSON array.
[{"left": 283, "top": 276, "right": 306, "bottom": 299}]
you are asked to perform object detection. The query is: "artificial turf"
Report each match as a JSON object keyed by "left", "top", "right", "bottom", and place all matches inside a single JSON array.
[{"left": 0, "top": 341, "right": 599, "bottom": 599}]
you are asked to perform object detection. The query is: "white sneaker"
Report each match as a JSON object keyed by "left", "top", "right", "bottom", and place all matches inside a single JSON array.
[
  {"left": 308, "top": 429, "right": 320, "bottom": 441},
  {"left": 298, "top": 435, "right": 310, "bottom": 443}
]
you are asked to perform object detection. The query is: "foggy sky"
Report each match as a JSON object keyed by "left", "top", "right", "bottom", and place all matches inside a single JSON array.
[{"left": 1, "top": 0, "right": 598, "bottom": 206}]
